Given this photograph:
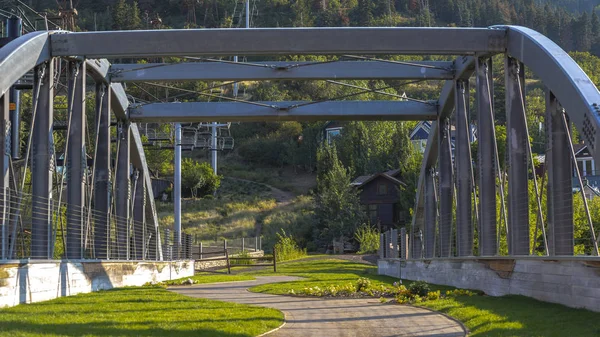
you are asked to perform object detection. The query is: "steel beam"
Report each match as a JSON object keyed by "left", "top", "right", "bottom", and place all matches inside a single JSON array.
[
  {"left": 455, "top": 80, "right": 473, "bottom": 257},
  {"left": 110, "top": 61, "right": 454, "bottom": 82},
  {"left": 0, "top": 31, "right": 50, "bottom": 97},
  {"left": 31, "top": 60, "right": 54, "bottom": 259},
  {"left": 87, "top": 62, "right": 162, "bottom": 260},
  {"left": 66, "top": 61, "right": 86, "bottom": 259},
  {"left": 424, "top": 169, "right": 436, "bottom": 258},
  {"left": 438, "top": 117, "right": 453, "bottom": 257},
  {"left": 476, "top": 58, "right": 497, "bottom": 256},
  {"left": 502, "top": 26, "right": 600, "bottom": 163},
  {"left": 51, "top": 28, "right": 506, "bottom": 58},
  {"left": 94, "top": 84, "right": 111, "bottom": 259},
  {"left": 129, "top": 101, "right": 437, "bottom": 123},
  {"left": 115, "top": 123, "right": 131, "bottom": 260},
  {"left": 133, "top": 170, "right": 145, "bottom": 260},
  {"left": 505, "top": 57, "right": 530, "bottom": 256},
  {"left": 0, "top": 94, "right": 10, "bottom": 260},
  {"left": 129, "top": 124, "right": 162, "bottom": 260},
  {"left": 546, "top": 91, "right": 573, "bottom": 256}
]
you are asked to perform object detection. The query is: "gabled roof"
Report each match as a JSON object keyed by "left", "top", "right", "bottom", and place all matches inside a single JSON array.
[
  {"left": 351, "top": 170, "right": 407, "bottom": 188},
  {"left": 384, "top": 169, "right": 401, "bottom": 178},
  {"left": 410, "top": 121, "right": 432, "bottom": 140},
  {"left": 573, "top": 143, "right": 586, "bottom": 155},
  {"left": 351, "top": 175, "right": 371, "bottom": 186}
]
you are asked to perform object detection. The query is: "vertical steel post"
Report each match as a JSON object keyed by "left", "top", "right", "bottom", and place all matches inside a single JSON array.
[
  {"left": 211, "top": 122, "right": 217, "bottom": 175},
  {"left": 66, "top": 61, "right": 86, "bottom": 259},
  {"left": 505, "top": 57, "right": 530, "bottom": 255},
  {"left": 424, "top": 168, "right": 436, "bottom": 258},
  {"left": 546, "top": 91, "right": 573, "bottom": 256},
  {"left": 7, "top": 17, "right": 21, "bottom": 160},
  {"left": 455, "top": 80, "right": 473, "bottom": 256},
  {"left": 438, "top": 117, "right": 453, "bottom": 257},
  {"left": 400, "top": 227, "right": 408, "bottom": 259},
  {"left": 0, "top": 94, "right": 10, "bottom": 260},
  {"left": 94, "top": 84, "right": 111, "bottom": 259},
  {"left": 476, "top": 58, "right": 497, "bottom": 256},
  {"left": 31, "top": 61, "right": 54, "bottom": 259},
  {"left": 391, "top": 229, "right": 399, "bottom": 258},
  {"left": 174, "top": 122, "right": 181, "bottom": 258},
  {"left": 115, "top": 122, "right": 130, "bottom": 260},
  {"left": 133, "top": 170, "right": 145, "bottom": 260}
]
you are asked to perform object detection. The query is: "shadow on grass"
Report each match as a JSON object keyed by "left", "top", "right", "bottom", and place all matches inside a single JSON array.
[
  {"left": 421, "top": 293, "right": 600, "bottom": 336},
  {"left": 0, "top": 319, "right": 277, "bottom": 337},
  {"left": 0, "top": 287, "right": 283, "bottom": 337}
]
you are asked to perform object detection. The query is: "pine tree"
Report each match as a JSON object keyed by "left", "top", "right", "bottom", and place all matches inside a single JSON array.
[
  {"left": 591, "top": 11, "right": 600, "bottom": 55},
  {"left": 315, "top": 144, "right": 365, "bottom": 245},
  {"left": 354, "top": 0, "right": 374, "bottom": 26},
  {"left": 112, "top": 0, "right": 128, "bottom": 30},
  {"left": 574, "top": 12, "right": 592, "bottom": 51},
  {"left": 128, "top": 1, "right": 142, "bottom": 30}
]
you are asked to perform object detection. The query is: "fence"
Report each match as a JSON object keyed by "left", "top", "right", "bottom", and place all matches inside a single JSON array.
[
  {"left": 160, "top": 230, "right": 262, "bottom": 261},
  {"left": 379, "top": 228, "right": 408, "bottom": 260}
]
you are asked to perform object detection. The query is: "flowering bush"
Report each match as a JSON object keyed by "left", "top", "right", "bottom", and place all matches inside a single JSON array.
[
  {"left": 356, "top": 277, "right": 372, "bottom": 292},
  {"left": 427, "top": 290, "right": 441, "bottom": 301},
  {"left": 287, "top": 278, "right": 477, "bottom": 305},
  {"left": 446, "top": 289, "right": 476, "bottom": 297}
]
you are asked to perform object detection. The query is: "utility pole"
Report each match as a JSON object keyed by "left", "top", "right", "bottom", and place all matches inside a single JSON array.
[{"left": 211, "top": 0, "right": 249, "bottom": 176}]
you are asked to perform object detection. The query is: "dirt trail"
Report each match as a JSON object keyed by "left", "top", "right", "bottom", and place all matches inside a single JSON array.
[{"left": 226, "top": 176, "right": 295, "bottom": 203}]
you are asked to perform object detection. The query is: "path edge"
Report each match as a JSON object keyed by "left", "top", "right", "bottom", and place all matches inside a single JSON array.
[
  {"left": 411, "top": 304, "right": 469, "bottom": 336},
  {"left": 256, "top": 312, "right": 287, "bottom": 337}
]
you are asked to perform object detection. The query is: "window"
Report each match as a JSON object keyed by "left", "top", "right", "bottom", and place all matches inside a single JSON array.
[
  {"left": 586, "top": 160, "right": 593, "bottom": 176},
  {"left": 377, "top": 183, "right": 388, "bottom": 195},
  {"left": 326, "top": 128, "right": 342, "bottom": 144},
  {"left": 368, "top": 204, "right": 378, "bottom": 222}
]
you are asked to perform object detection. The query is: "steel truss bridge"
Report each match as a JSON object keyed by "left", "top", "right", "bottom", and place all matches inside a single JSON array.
[{"left": 0, "top": 26, "right": 599, "bottom": 261}]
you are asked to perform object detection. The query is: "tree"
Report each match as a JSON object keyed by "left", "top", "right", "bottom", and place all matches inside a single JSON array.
[
  {"left": 315, "top": 144, "right": 365, "bottom": 246},
  {"left": 112, "top": 0, "right": 142, "bottom": 30},
  {"left": 181, "top": 159, "right": 221, "bottom": 198},
  {"left": 573, "top": 11, "right": 592, "bottom": 51}
]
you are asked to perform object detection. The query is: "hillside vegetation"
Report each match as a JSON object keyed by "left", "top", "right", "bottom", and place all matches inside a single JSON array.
[{"left": 17, "top": 0, "right": 600, "bottom": 252}]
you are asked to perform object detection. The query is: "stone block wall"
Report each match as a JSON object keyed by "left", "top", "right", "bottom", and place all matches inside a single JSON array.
[
  {"left": 0, "top": 260, "right": 194, "bottom": 308},
  {"left": 378, "top": 258, "right": 600, "bottom": 312}
]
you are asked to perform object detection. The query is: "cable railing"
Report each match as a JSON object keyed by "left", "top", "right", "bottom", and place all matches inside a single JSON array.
[{"left": 0, "top": 187, "right": 162, "bottom": 261}]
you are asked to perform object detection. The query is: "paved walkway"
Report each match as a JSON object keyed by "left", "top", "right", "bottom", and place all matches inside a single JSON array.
[{"left": 170, "top": 276, "right": 466, "bottom": 337}]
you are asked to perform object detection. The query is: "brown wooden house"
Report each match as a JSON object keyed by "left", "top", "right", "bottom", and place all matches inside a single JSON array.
[{"left": 351, "top": 169, "right": 407, "bottom": 230}]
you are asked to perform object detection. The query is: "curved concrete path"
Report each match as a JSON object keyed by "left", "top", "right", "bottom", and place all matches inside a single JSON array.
[{"left": 170, "top": 276, "right": 466, "bottom": 337}]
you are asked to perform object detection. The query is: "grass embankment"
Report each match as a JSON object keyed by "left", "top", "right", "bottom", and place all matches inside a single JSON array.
[
  {"left": 241, "top": 258, "right": 600, "bottom": 337},
  {"left": 0, "top": 286, "right": 282, "bottom": 337},
  {"left": 219, "top": 155, "right": 316, "bottom": 195},
  {"left": 157, "top": 178, "right": 316, "bottom": 249}
]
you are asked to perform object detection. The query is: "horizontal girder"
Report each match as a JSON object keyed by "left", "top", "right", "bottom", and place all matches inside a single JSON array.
[
  {"left": 50, "top": 28, "right": 506, "bottom": 58},
  {"left": 110, "top": 61, "right": 454, "bottom": 82},
  {"left": 128, "top": 100, "right": 438, "bottom": 122}
]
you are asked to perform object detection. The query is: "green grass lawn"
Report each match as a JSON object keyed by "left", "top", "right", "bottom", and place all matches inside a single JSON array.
[
  {"left": 0, "top": 286, "right": 282, "bottom": 337},
  {"left": 162, "top": 272, "right": 256, "bottom": 286},
  {"left": 239, "top": 258, "right": 600, "bottom": 337}
]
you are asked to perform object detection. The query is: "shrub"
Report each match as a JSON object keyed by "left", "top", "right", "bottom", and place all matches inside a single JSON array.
[
  {"left": 181, "top": 159, "right": 221, "bottom": 198},
  {"left": 274, "top": 229, "right": 307, "bottom": 262},
  {"left": 408, "top": 281, "right": 430, "bottom": 297},
  {"left": 354, "top": 224, "right": 380, "bottom": 254},
  {"left": 427, "top": 290, "right": 441, "bottom": 301},
  {"left": 230, "top": 250, "right": 255, "bottom": 266},
  {"left": 445, "top": 289, "right": 476, "bottom": 297},
  {"left": 356, "top": 277, "right": 372, "bottom": 292}
]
